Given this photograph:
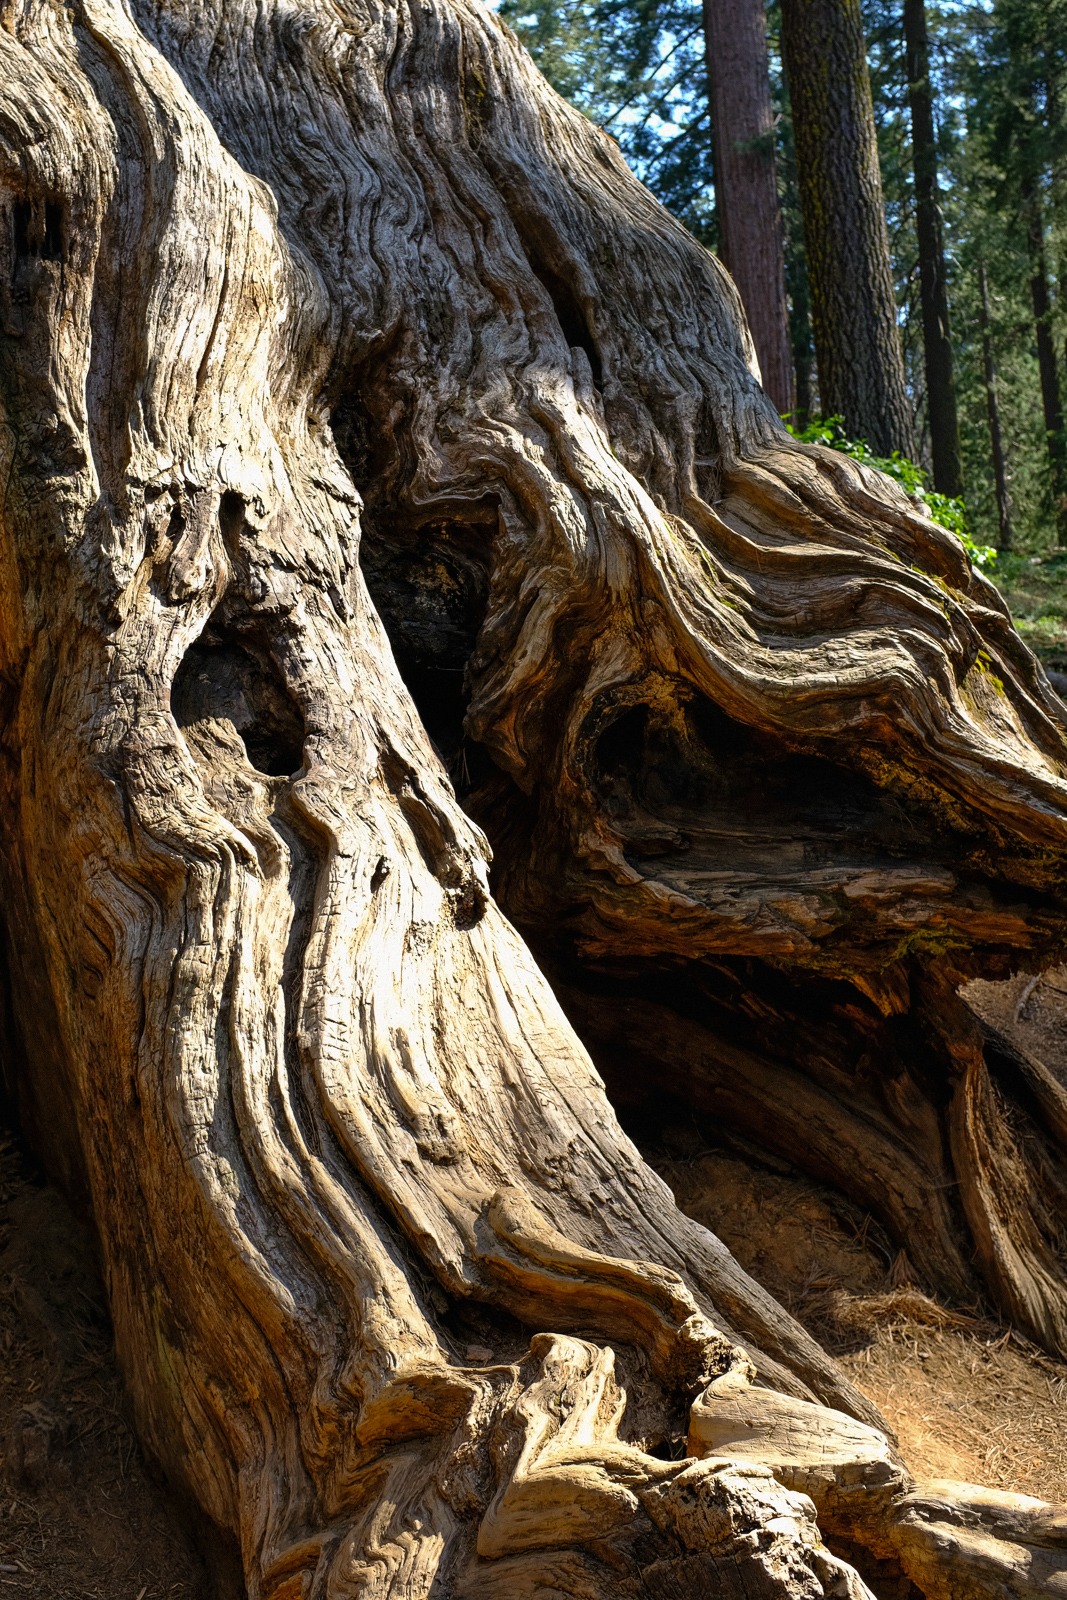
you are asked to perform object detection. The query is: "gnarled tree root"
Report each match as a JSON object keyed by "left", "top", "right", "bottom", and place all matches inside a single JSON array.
[
  {"left": 3, "top": 0, "right": 1067, "bottom": 1592},
  {"left": 690, "top": 1371, "right": 1067, "bottom": 1600}
]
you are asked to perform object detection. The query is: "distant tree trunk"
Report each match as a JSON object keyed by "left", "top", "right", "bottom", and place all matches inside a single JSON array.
[
  {"left": 788, "top": 262, "right": 815, "bottom": 425},
  {"left": 779, "top": 0, "right": 915, "bottom": 457},
  {"left": 1023, "top": 179, "right": 1067, "bottom": 538},
  {"left": 789, "top": 271, "right": 815, "bottom": 425},
  {"left": 778, "top": 77, "right": 816, "bottom": 425},
  {"left": 978, "top": 259, "right": 1014, "bottom": 549},
  {"left": 7, "top": 0, "right": 1067, "bottom": 1596},
  {"left": 703, "top": 0, "right": 795, "bottom": 414},
  {"left": 904, "top": 0, "right": 962, "bottom": 497}
]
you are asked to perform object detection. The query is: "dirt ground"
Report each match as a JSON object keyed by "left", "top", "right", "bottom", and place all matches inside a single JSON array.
[
  {"left": 650, "top": 968, "right": 1067, "bottom": 1510},
  {"left": 651, "top": 968, "right": 1067, "bottom": 1510},
  {"left": 4, "top": 974, "right": 1067, "bottom": 1595},
  {"left": 0, "top": 1130, "right": 212, "bottom": 1599},
  {"left": 655, "top": 1142, "right": 1067, "bottom": 1505}
]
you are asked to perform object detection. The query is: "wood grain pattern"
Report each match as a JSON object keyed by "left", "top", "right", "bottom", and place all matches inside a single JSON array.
[{"left": 3, "top": 0, "right": 1067, "bottom": 1592}]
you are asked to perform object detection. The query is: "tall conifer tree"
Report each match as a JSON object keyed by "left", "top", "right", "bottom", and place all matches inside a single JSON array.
[
  {"left": 779, "top": 0, "right": 914, "bottom": 456},
  {"left": 904, "top": 0, "right": 962, "bottom": 495},
  {"left": 703, "top": 0, "right": 794, "bottom": 412},
  {"left": 974, "top": 0, "right": 1067, "bottom": 538},
  {"left": 977, "top": 259, "right": 1014, "bottom": 547}
]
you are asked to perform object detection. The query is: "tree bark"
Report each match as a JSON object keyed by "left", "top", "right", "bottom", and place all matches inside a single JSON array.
[
  {"left": 1023, "top": 179, "right": 1067, "bottom": 538},
  {"left": 5, "top": 1, "right": 1067, "bottom": 1596},
  {"left": 703, "top": 0, "right": 795, "bottom": 415},
  {"left": 904, "top": 0, "right": 962, "bottom": 498},
  {"left": 778, "top": 89, "right": 816, "bottom": 427},
  {"left": 978, "top": 258, "right": 1014, "bottom": 549},
  {"left": 779, "top": 0, "right": 915, "bottom": 457}
]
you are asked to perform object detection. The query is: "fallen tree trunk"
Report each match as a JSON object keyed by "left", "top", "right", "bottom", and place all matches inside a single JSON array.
[{"left": 3, "top": 0, "right": 1067, "bottom": 1595}]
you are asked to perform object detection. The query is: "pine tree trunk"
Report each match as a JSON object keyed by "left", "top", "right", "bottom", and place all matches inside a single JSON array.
[
  {"left": 703, "top": 0, "right": 795, "bottom": 414},
  {"left": 779, "top": 0, "right": 915, "bottom": 457},
  {"left": 1024, "top": 180, "right": 1067, "bottom": 538},
  {"left": 778, "top": 87, "right": 815, "bottom": 425},
  {"left": 978, "top": 259, "right": 1014, "bottom": 549},
  {"left": 5, "top": 1, "right": 1067, "bottom": 1596},
  {"left": 904, "top": 0, "right": 962, "bottom": 498}
]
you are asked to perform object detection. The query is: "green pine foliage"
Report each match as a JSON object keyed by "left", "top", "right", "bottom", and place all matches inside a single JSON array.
[
  {"left": 967, "top": 0, "right": 1067, "bottom": 545},
  {"left": 495, "top": 0, "right": 1067, "bottom": 558},
  {"left": 497, "top": 0, "right": 718, "bottom": 243},
  {"left": 496, "top": 0, "right": 607, "bottom": 112},
  {"left": 861, "top": 0, "right": 1067, "bottom": 552}
]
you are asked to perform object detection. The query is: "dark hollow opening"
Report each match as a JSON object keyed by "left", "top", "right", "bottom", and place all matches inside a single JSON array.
[
  {"left": 595, "top": 703, "right": 648, "bottom": 787},
  {"left": 11, "top": 199, "right": 64, "bottom": 264},
  {"left": 218, "top": 490, "right": 245, "bottom": 547},
  {"left": 172, "top": 622, "right": 305, "bottom": 778},
  {"left": 587, "top": 688, "right": 946, "bottom": 860},
  {"left": 505, "top": 212, "right": 603, "bottom": 386},
  {"left": 357, "top": 520, "right": 493, "bottom": 791},
  {"left": 529, "top": 256, "right": 603, "bottom": 385},
  {"left": 331, "top": 373, "right": 498, "bottom": 795}
]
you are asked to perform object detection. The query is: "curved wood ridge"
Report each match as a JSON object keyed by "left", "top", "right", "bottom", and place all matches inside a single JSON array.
[{"left": 2, "top": 0, "right": 1067, "bottom": 1592}]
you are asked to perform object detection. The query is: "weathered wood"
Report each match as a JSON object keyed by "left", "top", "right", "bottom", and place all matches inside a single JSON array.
[
  {"left": 689, "top": 1366, "right": 903, "bottom": 1519},
  {"left": 4, "top": 0, "right": 1067, "bottom": 1593},
  {"left": 888, "top": 1482, "right": 1067, "bottom": 1599}
]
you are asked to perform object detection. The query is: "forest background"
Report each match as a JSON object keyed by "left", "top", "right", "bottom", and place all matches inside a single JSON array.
[{"left": 497, "top": 0, "right": 1067, "bottom": 657}]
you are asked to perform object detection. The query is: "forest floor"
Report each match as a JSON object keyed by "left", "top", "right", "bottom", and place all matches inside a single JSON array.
[
  {"left": 989, "top": 549, "right": 1067, "bottom": 675},
  {"left": 5, "top": 974, "right": 1067, "bottom": 1595},
  {"left": 0, "top": 1132, "right": 212, "bottom": 1599},
  {"left": 652, "top": 969, "right": 1067, "bottom": 1504}
]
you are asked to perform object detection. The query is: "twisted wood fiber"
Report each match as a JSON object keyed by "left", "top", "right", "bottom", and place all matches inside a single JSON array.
[{"left": 2, "top": 0, "right": 1067, "bottom": 1592}]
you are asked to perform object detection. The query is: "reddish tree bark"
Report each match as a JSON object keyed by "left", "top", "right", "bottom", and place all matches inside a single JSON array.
[{"left": 703, "top": 0, "right": 795, "bottom": 414}]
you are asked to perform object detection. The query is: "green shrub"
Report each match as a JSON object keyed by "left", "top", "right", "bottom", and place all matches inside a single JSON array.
[{"left": 786, "top": 416, "right": 998, "bottom": 571}]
